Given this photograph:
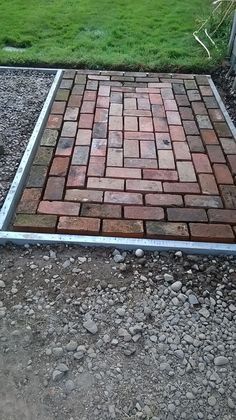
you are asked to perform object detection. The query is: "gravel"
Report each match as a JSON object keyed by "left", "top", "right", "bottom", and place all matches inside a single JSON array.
[
  {"left": 0, "top": 244, "right": 235, "bottom": 420},
  {"left": 0, "top": 69, "right": 53, "bottom": 209},
  {"left": 212, "top": 66, "right": 236, "bottom": 126}
]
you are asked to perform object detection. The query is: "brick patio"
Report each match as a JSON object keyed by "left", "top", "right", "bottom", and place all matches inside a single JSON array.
[{"left": 12, "top": 70, "right": 236, "bottom": 242}]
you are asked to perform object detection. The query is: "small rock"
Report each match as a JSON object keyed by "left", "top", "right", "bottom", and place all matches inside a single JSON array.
[
  {"left": 116, "top": 307, "right": 126, "bottom": 317},
  {"left": 208, "top": 396, "right": 216, "bottom": 406},
  {"left": 171, "top": 281, "right": 182, "bottom": 292},
  {"left": 164, "top": 273, "right": 174, "bottom": 282},
  {"left": 52, "top": 370, "right": 64, "bottom": 382},
  {"left": 199, "top": 308, "right": 210, "bottom": 318},
  {"left": 66, "top": 340, "right": 78, "bottom": 352},
  {"left": 188, "top": 294, "right": 198, "bottom": 305},
  {"left": 65, "top": 379, "right": 75, "bottom": 394},
  {"left": 135, "top": 249, "right": 144, "bottom": 258},
  {"left": 83, "top": 319, "right": 98, "bottom": 334},
  {"left": 113, "top": 254, "right": 125, "bottom": 263},
  {"left": 0, "top": 280, "right": 5, "bottom": 288},
  {"left": 214, "top": 356, "right": 229, "bottom": 366}
]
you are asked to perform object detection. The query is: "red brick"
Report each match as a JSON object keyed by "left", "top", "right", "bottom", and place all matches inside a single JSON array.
[
  {"left": 102, "top": 219, "right": 144, "bottom": 237},
  {"left": 153, "top": 117, "right": 168, "bottom": 132},
  {"left": 175, "top": 94, "right": 190, "bottom": 107},
  {"left": 187, "top": 136, "right": 204, "bottom": 153},
  {"left": 191, "top": 101, "right": 208, "bottom": 115},
  {"left": 64, "top": 107, "right": 79, "bottom": 121},
  {"left": 192, "top": 153, "right": 212, "bottom": 173},
  {"left": 97, "top": 96, "right": 110, "bottom": 108},
  {"left": 214, "top": 123, "right": 232, "bottom": 138},
  {"left": 158, "top": 150, "right": 175, "bottom": 169},
  {"left": 124, "top": 140, "right": 139, "bottom": 157},
  {"left": 83, "top": 91, "right": 97, "bottom": 101},
  {"left": 155, "top": 133, "right": 172, "bottom": 149},
  {"left": 199, "top": 85, "right": 213, "bottom": 96},
  {"left": 124, "top": 158, "right": 157, "bottom": 168},
  {"left": 81, "top": 203, "right": 122, "bottom": 218},
  {"left": 164, "top": 182, "right": 200, "bottom": 194},
  {"left": 61, "top": 121, "right": 77, "bottom": 137},
  {"left": 187, "top": 90, "right": 201, "bottom": 101},
  {"left": 34, "top": 147, "right": 53, "bottom": 166},
  {"left": 91, "top": 138, "right": 107, "bottom": 156},
  {"left": 137, "top": 98, "right": 150, "bottom": 110},
  {"left": 72, "top": 146, "right": 89, "bottom": 165},
  {"left": 51, "top": 101, "right": 66, "bottom": 114},
  {"left": 87, "top": 177, "right": 124, "bottom": 190},
  {"left": 190, "top": 223, "right": 234, "bottom": 243},
  {"left": 13, "top": 214, "right": 57, "bottom": 233},
  {"left": 17, "top": 188, "right": 42, "bottom": 214},
  {"left": 143, "top": 169, "right": 178, "bottom": 181},
  {"left": 98, "top": 85, "right": 110, "bottom": 96},
  {"left": 177, "top": 161, "right": 196, "bottom": 182},
  {"left": 94, "top": 108, "right": 109, "bottom": 123},
  {"left": 93, "top": 122, "right": 107, "bottom": 138},
  {"left": 46, "top": 115, "right": 63, "bottom": 130},
  {"left": 173, "top": 142, "right": 191, "bottom": 160},
  {"left": 40, "top": 129, "right": 58, "bottom": 147},
  {"left": 56, "top": 89, "right": 70, "bottom": 101},
  {"left": 183, "top": 120, "right": 199, "bottom": 135},
  {"left": 60, "top": 79, "right": 73, "bottom": 89},
  {"left": 124, "top": 98, "right": 137, "bottom": 109},
  {"left": 206, "top": 145, "right": 225, "bottom": 164},
  {"left": 199, "top": 174, "right": 218, "bottom": 195},
  {"left": 38, "top": 201, "right": 80, "bottom": 216},
  {"left": 67, "top": 166, "right": 87, "bottom": 188},
  {"left": 124, "top": 206, "right": 164, "bottom": 220},
  {"left": 107, "top": 148, "right": 123, "bottom": 166},
  {"left": 65, "top": 189, "right": 103, "bottom": 202},
  {"left": 139, "top": 117, "right": 153, "bottom": 132},
  {"left": 220, "top": 185, "right": 236, "bottom": 209},
  {"left": 68, "top": 95, "right": 82, "bottom": 107},
  {"left": 78, "top": 114, "right": 94, "bottom": 129},
  {"left": 152, "top": 104, "right": 165, "bottom": 118},
  {"left": 76, "top": 129, "right": 92, "bottom": 145},
  {"left": 106, "top": 167, "right": 141, "bottom": 178},
  {"left": 124, "top": 109, "right": 151, "bottom": 117},
  {"left": 44, "top": 177, "right": 65, "bottom": 200},
  {"left": 72, "top": 85, "right": 85, "bottom": 95},
  {"left": 213, "top": 164, "right": 233, "bottom": 184},
  {"left": 227, "top": 155, "right": 236, "bottom": 175},
  {"left": 167, "top": 208, "right": 207, "bottom": 222},
  {"left": 163, "top": 99, "right": 177, "bottom": 111},
  {"left": 49, "top": 157, "right": 70, "bottom": 176},
  {"left": 161, "top": 88, "right": 174, "bottom": 100},
  {"left": 81, "top": 101, "right": 95, "bottom": 114},
  {"left": 110, "top": 103, "right": 123, "bottom": 116},
  {"left": 55, "top": 138, "right": 74, "bottom": 157},
  {"left": 166, "top": 111, "right": 181, "bottom": 125},
  {"left": 108, "top": 131, "right": 123, "bottom": 147},
  {"left": 27, "top": 166, "right": 48, "bottom": 188},
  {"left": 145, "top": 194, "right": 183, "bottom": 206},
  {"left": 208, "top": 209, "right": 236, "bottom": 224},
  {"left": 149, "top": 94, "right": 163, "bottom": 105},
  {"left": 219, "top": 138, "right": 236, "bottom": 154},
  {"left": 208, "top": 109, "right": 225, "bottom": 121},
  {"left": 111, "top": 91, "right": 123, "bottom": 103},
  {"left": 124, "top": 131, "right": 154, "bottom": 140},
  {"left": 104, "top": 191, "right": 143, "bottom": 205},
  {"left": 146, "top": 221, "right": 189, "bottom": 239},
  {"left": 185, "top": 195, "right": 223, "bottom": 208},
  {"left": 109, "top": 116, "right": 123, "bottom": 131},
  {"left": 140, "top": 141, "right": 156, "bottom": 159},
  {"left": 58, "top": 216, "right": 100, "bottom": 234},
  {"left": 87, "top": 156, "right": 105, "bottom": 177},
  {"left": 201, "top": 129, "right": 219, "bottom": 144},
  {"left": 124, "top": 116, "right": 138, "bottom": 131},
  {"left": 179, "top": 107, "right": 194, "bottom": 120},
  {"left": 169, "top": 125, "right": 186, "bottom": 141},
  {"left": 126, "top": 179, "right": 162, "bottom": 192}
]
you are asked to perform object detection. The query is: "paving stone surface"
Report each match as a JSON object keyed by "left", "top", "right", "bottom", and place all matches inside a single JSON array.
[{"left": 12, "top": 70, "right": 236, "bottom": 242}]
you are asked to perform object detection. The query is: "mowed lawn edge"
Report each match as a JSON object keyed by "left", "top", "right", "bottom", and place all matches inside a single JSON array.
[{"left": 0, "top": 0, "right": 229, "bottom": 71}]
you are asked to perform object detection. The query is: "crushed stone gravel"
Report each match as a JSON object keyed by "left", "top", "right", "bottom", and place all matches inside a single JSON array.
[
  {"left": 0, "top": 69, "right": 53, "bottom": 209},
  {"left": 0, "top": 245, "right": 235, "bottom": 420}
]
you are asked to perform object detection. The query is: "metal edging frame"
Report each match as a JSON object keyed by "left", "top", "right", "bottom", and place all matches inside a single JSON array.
[
  {"left": 0, "top": 71, "right": 236, "bottom": 255},
  {"left": 0, "top": 68, "right": 63, "bottom": 230}
]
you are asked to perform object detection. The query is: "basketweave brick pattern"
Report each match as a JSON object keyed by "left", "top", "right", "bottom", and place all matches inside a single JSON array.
[{"left": 12, "top": 70, "right": 236, "bottom": 243}]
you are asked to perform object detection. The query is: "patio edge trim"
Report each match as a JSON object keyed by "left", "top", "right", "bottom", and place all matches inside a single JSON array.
[
  {"left": 0, "top": 68, "right": 63, "bottom": 230},
  {"left": 0, "top": 231, "right": 236, "bottom": 255}
]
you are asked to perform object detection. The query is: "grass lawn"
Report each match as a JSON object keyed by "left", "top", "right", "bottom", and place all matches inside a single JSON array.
[{"left": 0, "top": 0, "right": 229, "bottom": 71}]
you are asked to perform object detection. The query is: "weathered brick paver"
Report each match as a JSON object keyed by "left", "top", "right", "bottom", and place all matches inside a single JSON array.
[{"left": 13, "top": 70, "right": 236, "bottom": 243}]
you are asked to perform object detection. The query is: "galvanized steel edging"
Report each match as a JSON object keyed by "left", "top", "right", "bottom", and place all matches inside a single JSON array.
[
  {"left": 0, "top": 70, "right": 236, "bottom": 254},
  {"left": 0, "top": 67, "right": 63, "bottom": 231}
]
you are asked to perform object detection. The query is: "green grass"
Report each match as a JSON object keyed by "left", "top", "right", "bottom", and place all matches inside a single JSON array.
[{"left": 0, "top": 0, "right": 230, "bottom": 71}]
